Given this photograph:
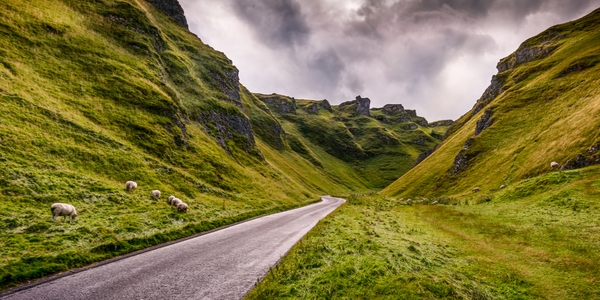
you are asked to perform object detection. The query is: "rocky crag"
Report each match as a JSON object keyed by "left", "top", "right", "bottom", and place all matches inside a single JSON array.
[
  {"left": 255, "top": 93, "right": 451, "bottom": 188},
  {"left": 146, "top": 0, "right": 189, "bottom": 29}
]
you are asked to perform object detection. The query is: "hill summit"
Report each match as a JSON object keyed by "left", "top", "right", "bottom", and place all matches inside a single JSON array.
[{"left": 255, "top": 92, "right": 452, "bottom": 188}]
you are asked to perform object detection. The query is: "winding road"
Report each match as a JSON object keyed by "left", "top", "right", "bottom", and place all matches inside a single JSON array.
[{"left": 1, "top": 196, "right": 345, "bottom": 300}]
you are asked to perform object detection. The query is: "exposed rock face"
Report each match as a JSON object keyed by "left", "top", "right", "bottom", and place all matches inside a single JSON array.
[
  {"left": 355, "top": 96, "right": 371, "bottom": 117},
  {"left": 472, "top": 75, "right": 504, "bottom": 116},
  {"left": 414, "top": 137, "right": 426, "bottom": 146},
  {"left": 320, "top": 100, "right": 332, "bottom": 112},
  {"left": 145, "top": 0, "right": 188, "bottom": 29},
  {"left": 474, "top": 109, "right": 494, "bottom": 136},
  {"left": 429, "top": 120, "right": 454, "bottom": 127},
  {"left": 260, "top": 96, "right": 297, "bottom": 114},
  {"left": 382, "top": 104, "right": 405, "bottom": 116},
  {"left": 497, "top": 33, "right": 566, "bottom": 72},
  {"left": 197, "top": 111, "right": 259, "bottom": 157},
  {"left": 561, "top": 143, "right": 600, "bottom": 170},
  {"left": 405, "top": 109, "right": 417, "bottom": 118},
  {"left": 339, "top": 95, "right": 371, "bottom": 117},
  {"left": 211, "top": 68, "right": 243, "bottom": 110},
  {"left": 374, "top": 115, "right": 391, "bottom": 124},
  {"left": 449, "top": 138, "right": 473, "bottom": 175},
  {"left": 305, "top": 103, "right": 319, "bottom": 114},
  {"left": 415, "top": 119, "right": 428, "bottom": 127},
  {"left": 415, "top": 144, "right": 440, "bottom": 166}
]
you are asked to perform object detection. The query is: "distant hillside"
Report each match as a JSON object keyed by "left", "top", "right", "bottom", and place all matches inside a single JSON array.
[
  {"left": 382, "top": 8, "right": 600, "bottom": 198},
  {"left": 254, "top": 93, "right": 451, "bottom": 189}
]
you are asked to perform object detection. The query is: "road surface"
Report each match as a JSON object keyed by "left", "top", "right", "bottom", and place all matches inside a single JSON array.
[{"left": 1, "top": 196, "right": 345, "bottom": 300}]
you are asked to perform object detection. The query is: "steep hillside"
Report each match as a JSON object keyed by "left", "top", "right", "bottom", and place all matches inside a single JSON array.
[
  {"left": 255, "top": 93, "right": 451, "bottom": 189},
  {"left": 382, "top": 8, "right": 600, "bottom": 198},
  {"left": 0, "top": 0, "right": 362, "bottom": 288}
]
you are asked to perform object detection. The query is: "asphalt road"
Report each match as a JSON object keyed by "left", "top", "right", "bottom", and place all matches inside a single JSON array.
[{"left": 2, "top": 196, "right": 345, "bottom": 300}]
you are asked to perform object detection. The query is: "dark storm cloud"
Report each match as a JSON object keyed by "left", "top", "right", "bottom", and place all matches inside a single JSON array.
[
  {"left": 232, "top": 0, "right": 310, "bottom": 48},
  {"left": 306, "top": 49, "right": 346, "bottom": 92}
]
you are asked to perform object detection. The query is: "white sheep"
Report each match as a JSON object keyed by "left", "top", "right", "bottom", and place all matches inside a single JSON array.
[
  {"left": 432, "top": 201, "right": 438, "bottom": 205},
  {"left": 500, "top": 185, "right": 506, "bottom": 189},
  {"left": 177, "top": 202, "right": 188, "bottom": 213},
  {"left": 167, "top": 195, "right": 175, "bottom": 205},
  {"left": 551, "top": 161, "right": 560, "bottom": 168},
  {"left": 171, "top": 198, "right": 182, "bottom": 208},
  {"left": 125, "top": 181, "right": 137, "bottom": 191},
  {"left": 50, "top": 203, "right": 78, "bottom": 223},
  {"left": 472, "top": 187, "right": 480, "bottom": 192},
  {"left": 151, "top": 190, "right": 161, "bottom": 200}
]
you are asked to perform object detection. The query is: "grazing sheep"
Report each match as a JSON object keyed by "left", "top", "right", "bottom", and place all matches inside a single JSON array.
[
  {"left": 151, "top": 190, "right": 161, "bottom": 200},
  {"left": 500, "top": 185, "right": 506, "bottom": 189},
  {"left": 50, "top": 203, "right": 78, "bottom": 223},
  {"left": 551, "top": 161, "right": 560, "bottom": 168},
  {"left": 125, "top": 181, "right": 137, "bottom": 191},
  {"left": 171, "top": 198, "right": 182, "bottom": 208},
  {"left": 472, "top": 187, "right": 480, "bottom": 192},
  {"left": 177, "top": 202, "right": 188, "bottom": 213},
  {"left": 432, "top": 201, "right": 438, "bottom": 205},
  {"left": 167, "top": 195, "right": 175, "bottom": 205}
]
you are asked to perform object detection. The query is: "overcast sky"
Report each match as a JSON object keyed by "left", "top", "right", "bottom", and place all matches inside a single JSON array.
[{"left": 180, "top": 0, "right": 600, "bottom": 121}]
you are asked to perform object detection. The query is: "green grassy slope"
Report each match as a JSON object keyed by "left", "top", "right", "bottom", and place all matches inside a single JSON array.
[
  {"left": 0, "top": 0, "right": 348, "bottom": 289},
  {"left": 254, "top": 93, "right": 448, "bottom": 189},
  {"left": 248, "top": 9, "right": 600, "bottom": 299},
  {"left": 248, "top": 167, "right": 600, "bottom": 299},
  {"left": 382, "top": 8, "right": 600, "bottom": 198}
]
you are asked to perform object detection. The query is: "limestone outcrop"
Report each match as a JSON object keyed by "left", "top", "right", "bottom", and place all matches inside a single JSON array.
[
  {"left": 145, "top": 0, "right": 188, "bottom": 29},
  {"left": 428, "top": 120, "right": 454, "bottom": 127},
  {"left": 338, "top": 96, "right": 371, "bottom": 117},
  {"left": 258, "top": 95, "right": 297, "bottom": 114}
]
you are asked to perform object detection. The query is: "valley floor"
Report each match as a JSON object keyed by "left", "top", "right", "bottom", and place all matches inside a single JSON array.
[{"left": 247, "top": 167, "right": 600, "bottom": 299}]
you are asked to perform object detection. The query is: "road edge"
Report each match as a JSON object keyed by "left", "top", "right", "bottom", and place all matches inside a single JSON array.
[{"left": 241, "top": 196, "right": 347, "bottom": 299}]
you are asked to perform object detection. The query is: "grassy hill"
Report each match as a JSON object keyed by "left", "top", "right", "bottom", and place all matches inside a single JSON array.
[
  {"left": 0, "top": 0, "right": 411, "bottom": 289},
  {"left": 0, "top": 0, "right": 452, "bottom": 289},
  {"left": 248, "top": 8, "right": 600, "bottom": 299},
  {"left": 382, "top": 7, "right": 600, "bottom": 198},
  {"left": 255, "top": 93, "right": 450, "bottom": 189}
]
